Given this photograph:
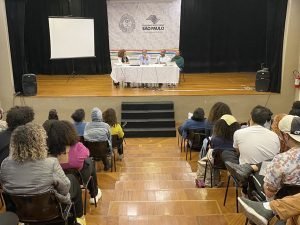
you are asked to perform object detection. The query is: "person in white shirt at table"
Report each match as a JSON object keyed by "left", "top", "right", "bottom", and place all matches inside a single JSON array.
[
  {"left": 139, "top": 49, "right": 151, "bottom": 65},
  {"left": 156, "top": 49, "right": 170, "bottom": 64}
]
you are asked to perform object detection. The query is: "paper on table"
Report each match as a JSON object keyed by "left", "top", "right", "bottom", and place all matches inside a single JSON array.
[{"left": 188, "top": 112, "right": 193, "bottom": 119}]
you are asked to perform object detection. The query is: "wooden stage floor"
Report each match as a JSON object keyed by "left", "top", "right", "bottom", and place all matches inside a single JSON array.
[{"left": 36, "top": 72, "right": 263, "bottom": 97}]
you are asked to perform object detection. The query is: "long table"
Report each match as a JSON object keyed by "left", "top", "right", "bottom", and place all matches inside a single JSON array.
[{"left": 110, "top": 64, "right": 180, "bottom": 84}]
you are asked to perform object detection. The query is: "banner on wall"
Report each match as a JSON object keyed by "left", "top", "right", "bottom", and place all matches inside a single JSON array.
[{"left": 107, "top": 0, "right": 181, "bottom": 51}]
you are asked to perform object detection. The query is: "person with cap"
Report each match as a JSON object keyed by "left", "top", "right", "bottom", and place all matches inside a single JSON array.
[
  {"left": 178, "top": 107, "right": 206, "bottom": 139},
  {"left": 84, "top": 107, "right": 112, "bottom": 170}
]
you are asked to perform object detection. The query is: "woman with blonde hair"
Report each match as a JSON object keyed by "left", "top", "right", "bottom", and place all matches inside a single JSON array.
[{"left": 0, "top": 123, "right": 85, "bottom": 224}]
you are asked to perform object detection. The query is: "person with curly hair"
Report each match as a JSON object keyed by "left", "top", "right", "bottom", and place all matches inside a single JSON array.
[
  {"left": 71, "top": 108, "right": 87, "bottom": 137},
  {"left": 205, "top": 102, "right": 232, "bottom": 137},
  {"left": 103, "top": 108, "right": 124, "bottom": 160},
  {"left": 48, "top": 120, "right": 101, "bottom": 204},
  {"left": 0, "top": 123, "right": 85, "bottom": 224},
  {"left": 0, "top": 106, "right": 34, "bottom": 165}
]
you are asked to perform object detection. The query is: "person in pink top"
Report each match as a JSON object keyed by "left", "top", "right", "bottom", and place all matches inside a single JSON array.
[{"left": 43, "top": 120, "right": 102, "bottom": 204}]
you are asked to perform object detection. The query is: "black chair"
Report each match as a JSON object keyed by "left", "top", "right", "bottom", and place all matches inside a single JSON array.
[
  {"left": 112, "top": 134, "right": 124, "bottom": 160},
  {"left": 5, "top": 191, "right": 76, "bottom": 225},
  {"left": 185, "top": 129, "right": 206, "bottom": 160},
  {"left": 84, "top": 141, "right": 116, "bottom": 172},
  {"left": 179, "top": 68, "right": 185, "bottom": 83},
  {"left": 64, "top": 158, "right": 98, "bottom": 215}
]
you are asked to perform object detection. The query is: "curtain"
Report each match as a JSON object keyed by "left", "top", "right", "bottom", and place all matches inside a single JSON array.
[
  {"left": 6, "top": 0, "right": 111, "bottom": 93},
  {"left": 180, "top": 0, "right": 288, "bottom": 92}
]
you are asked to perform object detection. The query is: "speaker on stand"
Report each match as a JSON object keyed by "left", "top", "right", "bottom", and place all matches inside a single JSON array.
[
  {"left": 255, "top": 68, "right": 270, "bottom": 92},
  {"left": 22, "top": 74, "right": 37, "bottom": 96}
]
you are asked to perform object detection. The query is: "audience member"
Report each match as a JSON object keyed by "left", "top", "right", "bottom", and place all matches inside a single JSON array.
[
  {"left": 205, "top": 102, "right": 232, "bottom": 137},
  {"left": 178, "top": 108, "right": 206, "bottom": 139},
  {"left": 271, "top": 113, "right": 289, "bottom": 152},
  {"left": 43, "top": 120, "right": 101, "bottom": 205},
  {"left": 117, "top": 49, "right": 130, "bottom": 64},
  {"left": 0, "top": 123, "right": 85, "bottom": 224},
  {"left": 0, "top": 106, "right": 34, "bottom": 165},
  {"left": 171, "top": 50, "right": 184, "bottom": 71},
  {"left": 0, "top": 107, "right": 7, "bottom": 132},
  {"left": 139, "top": 49, "right": 151, "bottom": 65},
  {"left": 48, "top": 109, "right": 59, "bottom": 120},
  {"left": 156, "top": 49, "right": 170, "bottom": 64},
  {"left": 211, "top": 114, "right": 240, "bottom": 150},
  {"left": 289, "top": 101, "right": 300, "bottom": 117},
  {"left": 238, "top": 194, "right": 300, "bottom": 225},
  {"left": 103, "top": 108, "right": 125, "bottom": 160},
  {"left": 71, "top": 108, "right": 87, "bottom": 137},
  {"left": 84, "top": 107, "right": 112, "bottom": 170}
]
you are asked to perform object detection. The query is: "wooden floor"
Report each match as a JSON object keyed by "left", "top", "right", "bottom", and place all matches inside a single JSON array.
[
  {"left": 86, "top": 137, "right": 247, "bottom": 225},
  {"left": 36, "top": 72, "right": 264, "bottom": 97}
]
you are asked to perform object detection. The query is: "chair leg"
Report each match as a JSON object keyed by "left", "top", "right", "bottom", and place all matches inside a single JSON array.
[
  {"left": 114, "top": 152, "right": 116, "bottom": 172},
  {"left": 203, "top": 161, "right": 208, "bottom": 183},
  {"left": 235, "top": 180, "right": 239, "bottom": 213},
  {"left": 189, "top": 144, "right": 192, "bottom": 160},
  {"left": 210, "top": 165, "right": 213, "bottom": 188},
  {"left": 223, "top": 175, "right": 231, "bottom": 206},
  {"left": 245, "top": 218, "right": 248, "bottom": 225},
  {"left": 84, "top": 187, "right": 88, "bottom": 215}
]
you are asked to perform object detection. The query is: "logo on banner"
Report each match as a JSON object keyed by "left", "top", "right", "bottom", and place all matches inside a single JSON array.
[
  {"left": 119, "top": 14, "right": 135, "bottom": 33},
  {"left": 142, "top": 15, "right": 164, "bottom": 32},
  {"left": 146, "top": 15, "right": 160, "bottom": 24}
]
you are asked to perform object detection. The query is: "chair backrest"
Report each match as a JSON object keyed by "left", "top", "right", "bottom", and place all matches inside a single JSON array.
[
  {"left": 111, "top": 135, "right": 120, "bottom": 149},
  {"left": 5, "top": 191, "right": 63, "bottom": 223},
  {"left": 211, "top": 148, "right": 232, "bottom": 169},
  {"left": 187, "top": 129, "right": 206, "bottom": 150},
  {"left": 84, "top": 141, "right": 109, "bottom": 161}
]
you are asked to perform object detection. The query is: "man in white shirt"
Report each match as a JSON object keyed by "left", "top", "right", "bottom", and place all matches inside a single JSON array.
[{"left": 156, "top": 49, "right": 170, "bottom": 64}]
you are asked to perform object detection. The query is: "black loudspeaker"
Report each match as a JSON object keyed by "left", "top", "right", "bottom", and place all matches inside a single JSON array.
[
  {"left": 255, "top": 69, "right": 270, "bottom": 92},
  {"left": 22, "top": 74, "right": 37, "bottom": 96}
]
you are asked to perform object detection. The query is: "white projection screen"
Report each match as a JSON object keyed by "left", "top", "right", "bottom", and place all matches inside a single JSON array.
[{"left": 49, "top": 17, "right": 95, "bottom": 59}]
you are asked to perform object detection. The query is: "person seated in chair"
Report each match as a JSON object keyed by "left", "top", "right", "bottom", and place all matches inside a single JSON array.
[
  {"left": 0, "top": 123, "right": 86, "bottom": 224},
  {"left": 43, "top": 120, "right": 102, "bottom": 205},
  {"left": 84, "top": 107, "right": 112, "bottom": 171},
  {"left": 178, "top": 107, "right": 206, "bottom": 140},
  {"left": 238, "top": 193, "right": 300, "bottom": 225},
  {"left": 71, "top": 108, "right": 87, "bottom": 138},
  {"left": 171, "top": 50, "right": 184, "bottom": 71},
  {"left": 103, "top": 108, "right": 124, "bottom": 160},
  {"left": 139, "top": 49, "right": 151, "bottom": 65}
]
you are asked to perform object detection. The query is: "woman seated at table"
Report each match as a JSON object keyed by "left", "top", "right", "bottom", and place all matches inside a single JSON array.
[{"left": 117, "top": 49, "right": 130, "bottom": 64}]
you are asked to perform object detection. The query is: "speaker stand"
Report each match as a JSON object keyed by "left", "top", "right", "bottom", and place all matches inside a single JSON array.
[{"left": 67, "top": 59, "right": 87, "bottom": 81}]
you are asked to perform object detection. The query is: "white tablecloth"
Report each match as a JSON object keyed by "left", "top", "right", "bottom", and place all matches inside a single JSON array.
[{"left": 110, "top": 64, "right": 180, "bottom": 84}]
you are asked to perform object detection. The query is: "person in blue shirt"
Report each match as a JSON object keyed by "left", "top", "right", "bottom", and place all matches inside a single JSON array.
[
  {"left": 71, "top": 108, "right": 86, "bottom": 137},
  {"left": 178, "top": 108, "right": 206, "bottom": 139},
  {"left": 139, "top": 49, "right": 151, "bottom": 65}
]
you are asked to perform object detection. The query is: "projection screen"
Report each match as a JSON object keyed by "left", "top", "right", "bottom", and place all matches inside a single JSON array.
[{"left": 49, "top": 17, "right": 95, "bottom": 59}]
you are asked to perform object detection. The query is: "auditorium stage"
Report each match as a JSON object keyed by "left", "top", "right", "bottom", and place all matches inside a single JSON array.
[{"left": 36, "top": 72, "right": 264, "bottom": 97}]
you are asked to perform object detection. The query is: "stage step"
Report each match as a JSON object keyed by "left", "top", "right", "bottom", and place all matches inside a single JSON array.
[
  {"left": 122, "top": 101, "right": 174, "bottom": 110},
  {"left": 119, "top": 166, "right": 192, "bottom": 173},
  {"left": 121, "top": 101, "right": 176, "bottom": 137},
  {"left": 122, "top": 161, "right": 190, "bottom": 167},
  {"left": 114, "top": 180, "right": 196, "bottom": 190},
  {"left": 119, "top": 172, "right": 196, "bottom": 181}
]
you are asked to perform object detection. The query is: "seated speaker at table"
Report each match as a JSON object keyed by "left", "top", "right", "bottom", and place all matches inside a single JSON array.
[
  {"left": 117, "top": 49, "right": 130, "bottom": 64},
  {"left": 171, "top": 50, "right": 184, "bottom": 71},
  {"left": 139, "top": 49, "right": 151, "bottom": 65},
  {"left": 156, "top": 49, "right": 170, "bottom": 64}
]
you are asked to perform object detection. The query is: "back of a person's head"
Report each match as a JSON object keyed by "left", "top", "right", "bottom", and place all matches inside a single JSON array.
[
  {"left": 10, "top": 122, "right": 47, "bottom": 163},
  {"left": 71, "top": 108, "right": 85, "bottom": 123},
  {"left": 48, "top": 109, "right": 59, "bottom": 120},
  {"left": 213, "top": 114, "right": 240, "bottom": 141},
  {"left": 250, "top": 105, "right": 273, "bottom": 126},
  {"left": 91, "top": 107, "right": 102, "bottom": 122},
  {"left": 61, "top": 120, "right": 78, "bottom": 146},
  {"left": 6, "top": 106, "right": 35, "bottom": 131},
  {"left": 191, "top": 108, "right": 205, "bottom": 121},
  {"left": 43, "top": 120, "right": 68, "bottom": 156},
  {"left": 289, "top": 101, "right": 300, "bottom": 117},
  {"left": 207, "top": 102, "right": 232, "bottom": 123},
  {"left": 102, "top": 108, "right": 117, "bottom": 126}
]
